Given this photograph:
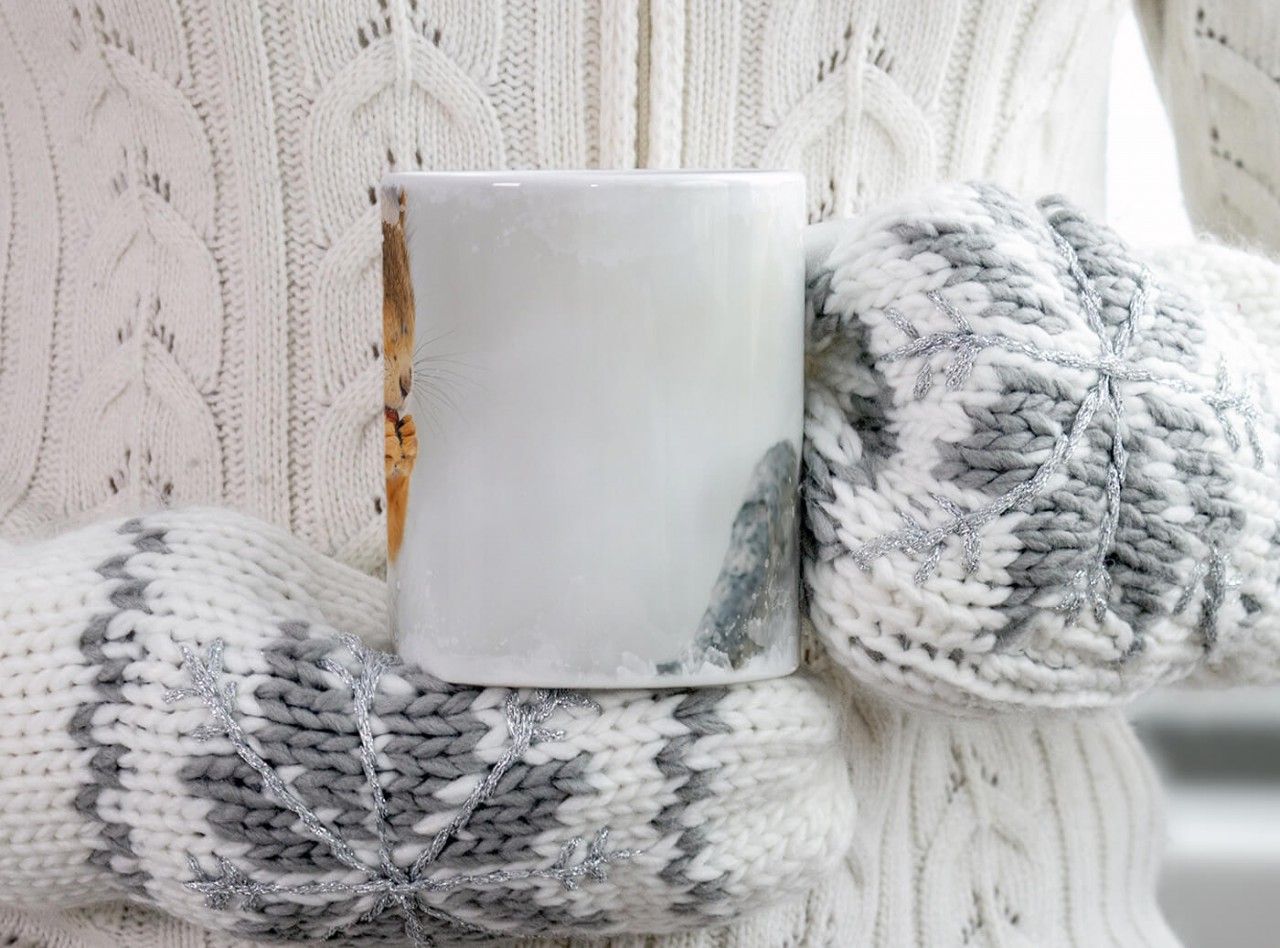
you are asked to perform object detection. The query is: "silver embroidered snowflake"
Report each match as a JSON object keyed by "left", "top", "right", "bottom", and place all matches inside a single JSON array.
[
  {"left": 165, "top": 636, "right": 638, "bottom": 945},
  {"left": 854, "top": 235, "right": 1259, "bottom": 641}
]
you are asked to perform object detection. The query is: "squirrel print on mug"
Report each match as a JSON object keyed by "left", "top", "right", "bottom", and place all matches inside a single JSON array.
[{"left": 382, "top": 187, "right": 417, "bottom": 563}]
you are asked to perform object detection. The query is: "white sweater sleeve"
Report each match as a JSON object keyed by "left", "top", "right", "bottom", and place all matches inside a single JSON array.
[{"left": 1136, "top": 0, "right": 1280, "bottom": 254}]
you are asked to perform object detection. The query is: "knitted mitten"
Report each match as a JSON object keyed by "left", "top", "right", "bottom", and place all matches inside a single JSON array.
[
  {"left": 803, "top": 182, "right": 1280, "bottom": 712},
  {"left": 0, "top": 509, "right": 853, "bottom": 943}
]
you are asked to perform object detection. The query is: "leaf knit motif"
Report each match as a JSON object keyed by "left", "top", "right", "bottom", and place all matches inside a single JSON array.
[
  {"left": 52, "top": 1, "right": 222, "bottom": 518},
  {"left": 290, "top": 2, "right": 505, "bottom": 571}
]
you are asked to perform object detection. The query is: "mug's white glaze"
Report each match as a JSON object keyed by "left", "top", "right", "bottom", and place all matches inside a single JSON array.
[{"left": 384, "top": 170, "right": 804, "bottom": 688}]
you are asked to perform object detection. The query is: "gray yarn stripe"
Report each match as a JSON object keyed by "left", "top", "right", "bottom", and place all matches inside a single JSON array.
[
  {"left": 181, "top": 624, "right": 612, "bottom": 943},
  {"left": 70, "top": 518, "right": 165, "bottom": 896},
  {"left": 653, "top": 688, "right": 731, "bottom": 912}
]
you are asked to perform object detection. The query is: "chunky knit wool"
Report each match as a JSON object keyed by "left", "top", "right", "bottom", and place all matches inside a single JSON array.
[
  {"left": 0, "top": 509, "right": 853, "bottom": 943},
  {"left": 803, "top": 183, "right": 1280, "bottom": 713},
  {"left": 3, "top": 0, "right": 1272, "bottom": 571},
  {"left": 0, "top": 513, "right": 1177, "bottom": 948}
]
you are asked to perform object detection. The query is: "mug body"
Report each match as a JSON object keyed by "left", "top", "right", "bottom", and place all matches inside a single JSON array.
[{"left": 382, "top": 170, "right": 804, "bottom": 688}]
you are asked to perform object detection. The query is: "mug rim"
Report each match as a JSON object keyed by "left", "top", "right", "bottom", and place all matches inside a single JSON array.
[{"left": 383, "top": 168, "right": 803, "bottom": 189}]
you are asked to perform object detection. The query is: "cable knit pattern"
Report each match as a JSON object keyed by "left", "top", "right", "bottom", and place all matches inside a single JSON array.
[
  {"left": 0, "top": 510, "right": 852, "bottom": 943},
  {"left": 803, "top": 183, "right": 1280, "bottom": 712},
  {"left": 835, "top": 688, "right": 1176, "bottom": 947},
  {"left": 1, "top": 2, "right": 223, "bottom": 531},
  {"left": 0, "top": 0, "right": 1131, "bottom": 555},
  {"left": 668, "top": 0, "right": 1119, "bottom": 220}
]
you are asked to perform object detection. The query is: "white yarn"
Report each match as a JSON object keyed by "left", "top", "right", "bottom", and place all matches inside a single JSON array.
[
  {"left": 803, "top": 184, "right": 1280, "bottom": 714},
  {"left": 1140, "top": 0, "right": 1280, "bottom": 252},
  {"left": 0, "top": 509, "right": 854, "bottom": 941}
]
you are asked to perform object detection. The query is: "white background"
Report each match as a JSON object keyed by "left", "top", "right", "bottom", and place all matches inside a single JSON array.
[{"left": 1106, "top": 11, "right": 1192, "bottom": 246}]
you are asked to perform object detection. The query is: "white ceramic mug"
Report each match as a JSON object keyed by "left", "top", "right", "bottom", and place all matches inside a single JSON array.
[{"left": 382, "top": 170, "right": 804, "bottom": 688}]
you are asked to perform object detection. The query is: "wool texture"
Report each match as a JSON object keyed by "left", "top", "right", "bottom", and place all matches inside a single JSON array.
[
  {"left": 1138, "top": 0, "right": 1280, "bottom": 252},
  {"left": 803, "top": 183, "right": 1280, "bottom": 713},
  {"left": 0, "top": 509, "right": 853, "bottom": 943}
]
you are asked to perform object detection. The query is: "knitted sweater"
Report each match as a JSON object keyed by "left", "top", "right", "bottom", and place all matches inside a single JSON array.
[{"left": 1, "top": 1, "right": 1278, "bottom": 946}]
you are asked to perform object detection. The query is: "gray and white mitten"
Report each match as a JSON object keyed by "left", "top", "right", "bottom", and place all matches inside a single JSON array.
[
  {"left": 804, "top": 182, "right": 1280, "bottom": 712},
  {"left": 0, "top": 509, "right": 852, "bottom": 943}
]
